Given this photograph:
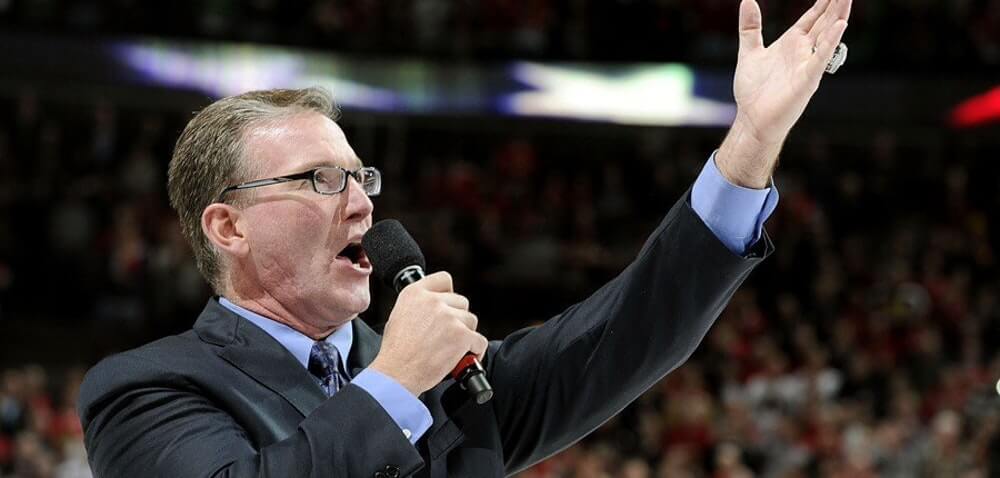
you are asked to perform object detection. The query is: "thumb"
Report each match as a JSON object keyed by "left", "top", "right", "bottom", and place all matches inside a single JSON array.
[{"left": 738, "top": 0, "right": 765, "bottom": 57}]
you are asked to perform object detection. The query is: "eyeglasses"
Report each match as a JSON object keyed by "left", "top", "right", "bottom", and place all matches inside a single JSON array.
[{"left": 217, "top": 166, "right": 381, "bottom": 203}]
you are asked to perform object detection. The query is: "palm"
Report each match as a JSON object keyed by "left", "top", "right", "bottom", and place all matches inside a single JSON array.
[{"left": 733, "top": 0, "right": 851, "bottom": 144}]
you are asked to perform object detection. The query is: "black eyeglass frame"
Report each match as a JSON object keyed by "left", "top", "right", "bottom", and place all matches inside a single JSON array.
[{"left": 216, "top": 166, "right": 381, "bottom": 203}]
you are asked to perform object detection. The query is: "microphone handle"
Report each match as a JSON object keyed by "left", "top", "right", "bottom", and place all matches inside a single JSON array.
[{"left": 392, "top": 266, "right": 494, "bottom": 405}]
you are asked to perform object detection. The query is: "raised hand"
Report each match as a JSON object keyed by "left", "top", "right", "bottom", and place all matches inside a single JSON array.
[{"left": 718, "top": 0, "right": 852, "bottom": 189}]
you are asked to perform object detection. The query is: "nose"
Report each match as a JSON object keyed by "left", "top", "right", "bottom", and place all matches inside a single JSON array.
[{"left": 341, "top": 175, "right": 374, "bottom": 223}]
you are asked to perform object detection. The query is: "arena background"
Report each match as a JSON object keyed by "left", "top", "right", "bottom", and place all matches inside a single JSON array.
[{"left": 1, "top": 1, "right": 999, "bottom": 476}]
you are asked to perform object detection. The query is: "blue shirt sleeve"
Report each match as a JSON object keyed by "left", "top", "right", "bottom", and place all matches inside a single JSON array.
[
  {"left": 351, "top": 368, "right": 433, "bottom": 445},
  {"left": 690, "top": 151, "right": 780, "bottom": 255}
]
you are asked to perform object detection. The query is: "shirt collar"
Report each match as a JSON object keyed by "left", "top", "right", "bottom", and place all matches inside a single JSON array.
[{"left": 218, "top": 297, "right": 354, "bottom": 372}]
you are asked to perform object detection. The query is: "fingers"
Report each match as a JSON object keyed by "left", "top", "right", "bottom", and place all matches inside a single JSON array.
[
  {"left": 808, "top": 0, "right": 851, "bottom": 42},
  {"left": 810, "top": 19, "right": 849, "bottom": 76},
  {"left": 793, "top": 0, "right": 830, "bottom": 34},
  {"left": 418, "top": 271, "right": 453, "bottom": 293},
  {"left": 423, "top": 289, "right": 475, "bottom": 328},
  {"left": 437, "top": 292, "right": 470, "bottom": 311},
  {"left": 469, "top": 334, "right": 489, "bottom": 362},
  {"left": 737, "top": 0, "right": 764, "bottom": 56},
  {"left": 454, "top": 310, "right": 479, "bottom": 332}
]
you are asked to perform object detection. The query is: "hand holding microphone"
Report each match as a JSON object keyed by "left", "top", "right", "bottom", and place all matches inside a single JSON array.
[{"left": 363, "top": 220, "right": 494, "bottom": 404}]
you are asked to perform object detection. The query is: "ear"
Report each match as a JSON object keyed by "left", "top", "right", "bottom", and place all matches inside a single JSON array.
[{"left": 201, "top": 203, "right": 249, "bottom": 258}]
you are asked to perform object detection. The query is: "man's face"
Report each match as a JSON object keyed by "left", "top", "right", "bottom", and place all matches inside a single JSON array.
[{"left": 235, "top": 112, "right": 374, "bottom": 328}]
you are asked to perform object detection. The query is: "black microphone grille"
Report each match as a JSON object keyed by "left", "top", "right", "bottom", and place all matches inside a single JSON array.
[{"left": 362, "top": 219, "right": 426, "bottom": 288}]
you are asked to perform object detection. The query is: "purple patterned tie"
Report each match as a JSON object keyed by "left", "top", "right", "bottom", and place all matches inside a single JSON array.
[{"left": 308, "top": 341, "right": 345, "bottom": 397}]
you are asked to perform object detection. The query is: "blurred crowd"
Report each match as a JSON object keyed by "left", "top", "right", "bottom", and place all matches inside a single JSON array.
[
  {"left": 0, "top": 0, "right": 998, "bottom": 68},
  {"left": 1, "top": 84, "right": 1000, "bottom": 477},
  {"left": 0, "top": 366, "right": 89, "bottom": 478}
]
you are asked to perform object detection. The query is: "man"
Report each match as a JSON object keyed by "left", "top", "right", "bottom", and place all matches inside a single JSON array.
[{"left": 78, "top": 0, "right": 851, "bottom": 476}]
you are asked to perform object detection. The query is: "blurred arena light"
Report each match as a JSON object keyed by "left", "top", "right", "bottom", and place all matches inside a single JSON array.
[
  {"left": 503, "top": 62, "right": 735, "bottom": 125},
  {"left": 950, "top": 85, "right": 1000, "bottom": 128},
  {"left": 113, "top": 39, "right": 736, "bottom": 126}
]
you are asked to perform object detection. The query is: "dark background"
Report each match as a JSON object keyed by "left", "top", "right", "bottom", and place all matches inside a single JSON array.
[{"left": 0, "top": 1, "right": 999, "bottom": 477}]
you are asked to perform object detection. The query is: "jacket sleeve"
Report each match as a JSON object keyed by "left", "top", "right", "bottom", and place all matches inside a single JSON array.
[
  {"left": 79, "top": 353, "right": 424, "bottom": 478},
  {"left": 486, "top": 191, "right": 773, "bottom": 474}
]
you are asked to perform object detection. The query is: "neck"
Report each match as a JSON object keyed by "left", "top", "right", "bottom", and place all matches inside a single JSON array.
[
  {"left": 226, "top": 293, "right": 344, "bottom": 341},
  {"left": 223, "top": 262, "right": 354, "bottom": 340}
]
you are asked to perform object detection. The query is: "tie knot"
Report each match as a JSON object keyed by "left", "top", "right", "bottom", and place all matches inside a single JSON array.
[{"left": 308, "top": 341, "right": 343, "bottom": 384}]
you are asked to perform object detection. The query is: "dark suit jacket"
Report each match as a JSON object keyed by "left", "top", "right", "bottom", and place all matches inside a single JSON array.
[{"left": 78, "top": 193, "right": 772, "bottom": 477}]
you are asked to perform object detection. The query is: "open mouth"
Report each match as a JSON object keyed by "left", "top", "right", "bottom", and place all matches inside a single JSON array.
[{"left": 336, "top": 242, "right": 372, "bottom": 270}]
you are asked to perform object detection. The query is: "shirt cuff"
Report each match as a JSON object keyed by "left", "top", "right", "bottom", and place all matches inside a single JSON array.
[
  {"left": 690, "top": 151, "right": 779, "bottom": 255},
  {"left": 352, "top": 368, "right": 433, "bottom": 444}
]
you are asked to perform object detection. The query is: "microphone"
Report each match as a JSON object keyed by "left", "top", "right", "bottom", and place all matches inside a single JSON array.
[{"left": 362, "top": 219, "right": 494, "bottom": 404}]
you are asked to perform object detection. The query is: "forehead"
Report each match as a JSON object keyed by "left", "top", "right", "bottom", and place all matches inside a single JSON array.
[{"left": 242, "top": 112, "right": 362, "bottom": 175}]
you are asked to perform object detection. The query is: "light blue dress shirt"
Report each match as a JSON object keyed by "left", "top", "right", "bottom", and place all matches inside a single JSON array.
[
  {"left": 692, "top": 151, "right": 779, "bottom": 254},
  {"left": 218, "top": 297, "right": 433, "bottom": 444},
  {"left": 218, "top": 152, "right": 779, "bottom": 446}
]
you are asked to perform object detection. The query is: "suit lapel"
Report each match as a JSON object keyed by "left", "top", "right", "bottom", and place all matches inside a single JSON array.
[
  {"left": 423, "top": 379, "right": 471, "bottom": 459},
  {"left": 195, "top": 301, "right": 472, "bottom": 457},
  {"left": 347, "top": 318, "right": 382, "bottom": 377},
  {"left": 194, "top": 299, "right": 327, "bottom": 418},
  {"left": 350, "top": 318, "right": 470, "bottom": 459}
]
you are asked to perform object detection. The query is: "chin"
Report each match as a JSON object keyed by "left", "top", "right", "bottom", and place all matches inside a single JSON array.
[{"left": 328, "top": 289, "right": 371, "bottom": 318}]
